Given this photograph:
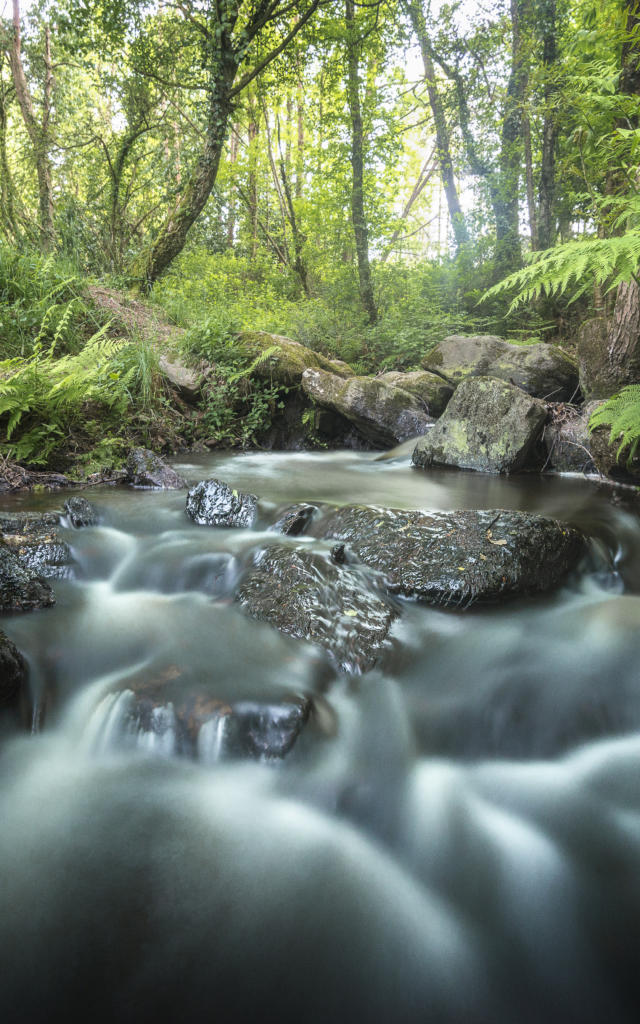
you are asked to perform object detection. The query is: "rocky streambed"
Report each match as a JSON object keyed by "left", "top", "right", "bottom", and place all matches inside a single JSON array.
[{"left": 2, "top": 448, "right": 640, "bottom": 1023}]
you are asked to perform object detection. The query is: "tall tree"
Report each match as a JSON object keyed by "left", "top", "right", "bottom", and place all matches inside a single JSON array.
[
  {"left": 345, "top": 0, "right": 377, "bottom": 324},
  {"left": 5, "top": 0, "right": 55, "bottom": 250},
  {"left": 406, "top": 0, "right": 468, "bottom": 251}
]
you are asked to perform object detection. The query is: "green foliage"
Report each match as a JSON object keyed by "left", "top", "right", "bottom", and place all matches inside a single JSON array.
[
  {"left": 482, "top": 228, "right": 640, "bottom": 311},
  {"left": 589, "top": 385, "right": 640, "bottom": 465}
]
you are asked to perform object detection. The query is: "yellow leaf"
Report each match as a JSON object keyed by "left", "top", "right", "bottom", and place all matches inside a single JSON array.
[
  {"left": 344, "top": 609, "right": 357, "bottom": 617},
  {"left": 488, "top": 538, "right": 507, "bottom": 546}
]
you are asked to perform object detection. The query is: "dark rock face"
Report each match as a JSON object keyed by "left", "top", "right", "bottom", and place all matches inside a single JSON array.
[
  {"left": 0, "top": 512, "right": 72, "bottom": 579},
  {"left": 423, "top": 334, "right": 579, "bottom": 402},
  {"left": 312, "top": 504, "right": 586, "bottom": 606},
  {"left": 412, "top": 376, "right": 547, "bottom": 474},
  {"left": 270, "top": 504, "right": 318, "bottom": 536},
  {"left": 125, "top": 448, "right": 187, "bottom": 489},
  {"left": 186, "top": 479, "right": 258, "bottom": 528},
  {"left": 376, "top": 370, "right": 454, "bottom": 417},
  {"left": 543, "top": 406, "right": 596, "bottom": 474},
  {"left": 0, "top": 630, "right": 28, "bottom": 705},
  {"left": 302, "top": 368, "right": 433, "bottom": 447},
  {"left": 64, "top": 497, "right": 99, "bottom": 528},
  {"left": 236, "top": 545, "right": 397, "bottom": 672},
  {"left": 0, "top": 543, "right": 56, "bottom": 612}
]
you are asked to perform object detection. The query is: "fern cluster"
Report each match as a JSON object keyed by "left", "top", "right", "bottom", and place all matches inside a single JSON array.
[
  {"left": 483, "top": 231, "right": 640, "bottom": 312},
  {"left": 589, "top": 386, "right": 640, "bottom": 465}
]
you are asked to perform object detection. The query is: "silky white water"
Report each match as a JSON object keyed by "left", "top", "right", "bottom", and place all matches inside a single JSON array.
[{"left": 1, "top": 450, "right": 639, "bottom": 1023}]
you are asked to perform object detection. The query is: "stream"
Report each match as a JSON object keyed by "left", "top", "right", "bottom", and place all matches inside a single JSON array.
[{"left": 2, "top": 449, "right": 640, "bottom": 1023}]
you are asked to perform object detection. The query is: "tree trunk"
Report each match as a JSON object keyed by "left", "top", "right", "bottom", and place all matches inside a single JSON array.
[
  {"left": 522, "top": 108, "right": 538, "bottom": 250},
  {"left": 493, "top": 0, "right": 526, "bottom": 279},
  {"left": 407, "top": 0, "right": 468, "bottom": 251},
  {"left": 537, "top": 0, "right": 557, "bottom": 251},
  {"left": 8, "top": 2, "right": 55, "bottom": 250},
  {"left": 345, "top": 0, "right": 377, "bottom": 325},
  {"left": 135, "top": 66, "right": 235, "bottom": 290}
]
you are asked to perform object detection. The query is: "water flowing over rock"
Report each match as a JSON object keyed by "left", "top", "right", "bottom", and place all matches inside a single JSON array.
[
  {"left": 64, "top": 496, "right": 99, "bottom": 528},
  {"left": 186, "top": 478, "right": 259, "bottom": 527},
  {"left": 422, "top": 334, "right": 579, "bottom": 402},
  {"left": 312, "top": 504, "right": 585, "bottom": 606},
  {"left": 0, "top": 511, "right": 72, "bottom": 578},
  {"left": 543, "top": 405, "right": 596, "bottom": 474},
  {"left": 412, "top": 377, "right": 547, "bottom": 474},
  {"left": 125, "top": 448, "right": 187, "bottom": 489},
  {"left": 0, "top": 630, "right": 28, "bottom": 705},
  {"left": 236, "top": 545, "right": 397, "bottom": 671},
  {"left": 269, "top": 503, "right": 318, "bottom": 536},
  {"left": 302, "top": 368, "right": 433, "bottom": 447},
  {"left": 89, "top": 679, "right": 312, "bottom": 762},
  {"left": 376, "top": 370, "right": 454, "bottom": 417},
  {"left": 0, "top": 543, "right": 55, "bottom": 612}
]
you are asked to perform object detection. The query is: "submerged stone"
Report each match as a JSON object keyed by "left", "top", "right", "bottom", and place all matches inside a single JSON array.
[
  {"left": 0, "top": 630, "right": 28, "bottom": 705},
  {"left": 423, "top": 334, "right": 579, "bottom": 402},
  {"left": 412, "top": 376, "right": 547, "bottom": 474},
  {"left": 125, "top": 448, "right": 187, "bottom": 489},
  {"left": 64, "top": 496, "right": 100, "bottom": 528},
  {"left": 185, "top": 478, "right": 259, "bottom": 528},
  {"left": 302, "top": 368, "right": 433, "bottom": 447},
  {"left": 0, "top": 543, "right": 56, "bottom": 612},
  {"left": 236, "top": 545, "right": 397, "bottom": 672},
  {"left": 312, "top": 504, "right": 586, "bottom": 606}
]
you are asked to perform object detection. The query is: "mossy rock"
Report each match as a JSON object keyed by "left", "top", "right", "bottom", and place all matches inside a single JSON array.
[
  {"left": 302, "top": 368, "right": 432, "bottom": 447},
  {"left": 412, "top": 376, "right": 547, "bottom": 474},
  {"left": 376, "top": 371, "right": 454, "bottom": 417},
  {"left": 423, "top": 334, "right": 578, "bottom": 402},
  {"left": 236, "top": 332, "right": 353, "bottom": 388}
]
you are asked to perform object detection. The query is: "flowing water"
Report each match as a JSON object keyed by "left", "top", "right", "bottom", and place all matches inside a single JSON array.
[{"left": 2, "top": 450, "right": 640, "bottom": 1023}]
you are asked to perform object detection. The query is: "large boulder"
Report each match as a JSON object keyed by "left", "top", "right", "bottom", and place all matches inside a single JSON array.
[
  {"left": 376, "top": 371, "right": 454, "bottom": 417},
  {"left": 236, "top": 331, "right": 353, "bottom": 388},
  {"left": 186, "top": 479, "right": 258, "bottom": 528},
  {"left": 0, "top": 543, "right": 55, "bottom": 612},
  {"left": 302, "top": 368, "right": 433, "bottom": 447},
  {"left": 543, "top": 405, "right": 596, "bottom": 474},
  {"left": 236, "top": 545, "right": 397, "bottom": 672},
  {"left": 412, "top": 376, "right": 547, "bottom": 474},
  {"left": 125, "top": 448, "right": 187, "bottom": 489},
  {"left": 423, "top": 334, "right": 579, "bottom": 402},
  {"left": 0, "top": 512, "right": 72, "bottom": 578},
  {"left": 0, "top": 630, "right": 28, "bottom": 706},
  {"left": 311, "top": 504, "right": 585, "bottom": 606}
]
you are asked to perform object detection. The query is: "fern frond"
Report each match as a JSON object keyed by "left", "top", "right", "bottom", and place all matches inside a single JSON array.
[
  {"left": 589, "top": 385, "right": 640, "bottom": 464},
  {"left": 227, "top": 344, "right": 282, "bottom": 383}
]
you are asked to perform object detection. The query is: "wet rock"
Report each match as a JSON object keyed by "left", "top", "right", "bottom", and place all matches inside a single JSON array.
[
  {"left": 186, "top": 479, "right": 258, "bottom": 528},
  {"left": 423, "top": 334, "right": 579, "bottom": 402},
  {"left": 0, "top": 630, "right": 28, "bottom": 705},
  {"left": 236, "top": 545, "right": 397, "bottom": 672},
  {"left": 376, "top": 370, "right": 454, "bottom": 417},
  {"left": 312, "top": 504, "right": 586, "bottom": 606},
  {"left": 0, "top": 461, "right": 72, "bottom": 494},
  {"left": 0, "top": 543, "right": 56, "bottom": 612},
  {"left": 236, "top": 331, "right": 352, "bottom": 388},
  {"left": 270, "top": 504, "right": 318, "bottom": 536},
  {"left": 64, "top": 496, "right": 99, "bottom": 528},
  {"left": 543, "top": 405, "right": 596, "bottom": 474},
  {"left": 125, "top": 448, "right": 187, "bottom": 489},
  {"left": 0, "top": 512, "right": 72, "bottom": 579},
  {"left": 302, "top": 368, "right": 433, "bottom": 447},
  {"left": 412, "top": 376, "right": 547, "bottom": 474}
]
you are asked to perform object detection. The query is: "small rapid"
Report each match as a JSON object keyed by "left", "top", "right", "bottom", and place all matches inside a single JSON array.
[{"left": 1, "top": 449, "right": 640, "bottom": 1023}]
